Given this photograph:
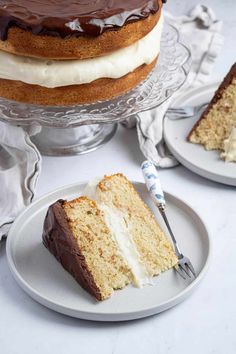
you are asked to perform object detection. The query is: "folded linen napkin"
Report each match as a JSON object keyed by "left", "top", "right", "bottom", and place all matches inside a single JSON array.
[
  {"left": 134, "top": 5, "right": 224, "bottom": 168},
  {"left": 0, "top": 123, "right": 41, "bottom": 239}
]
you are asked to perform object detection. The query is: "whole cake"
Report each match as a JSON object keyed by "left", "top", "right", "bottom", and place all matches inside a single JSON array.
[
  {"left": 42, "top": 174, "right": 178, "bottom": 300},
  {"left": 188, "top": 63, "right": 236, "bottom": 162},
  {"left": 0, "top": 0, "right": 164, "bottom": 106}
]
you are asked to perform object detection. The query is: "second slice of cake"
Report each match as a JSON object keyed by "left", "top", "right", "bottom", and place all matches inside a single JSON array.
[
  {"left": 43, "top": 174, "right": 178, "bottom": 300},
  {"left": 188, "top": 63, "right": 236, "bottom": 162}
]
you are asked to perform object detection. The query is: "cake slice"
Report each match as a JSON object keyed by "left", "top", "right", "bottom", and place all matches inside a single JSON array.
[
  {"left": 188, "top": 63, "right": 236, "bottom": 159},
  {"left": 42, "top": 197, "right": 132, "bottom": 301},
  {"left": 42, "top": 174, "right": 178, "bottom": 301}
]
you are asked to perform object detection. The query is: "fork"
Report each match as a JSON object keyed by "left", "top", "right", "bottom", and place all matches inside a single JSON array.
[
  {"left": 141, "top": 160, "right": 196, "bottom": 280},
  {"left": 166, "top": 102, "right": 208, "bottom": 120}
]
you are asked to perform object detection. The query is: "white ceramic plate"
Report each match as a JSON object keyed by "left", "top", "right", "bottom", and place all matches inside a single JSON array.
[
  {"left": 7, "top": 182, "right": 210, "bottom": 322},
  {"left": 164, "top": 82, "right": 236, "bottom": 186}
]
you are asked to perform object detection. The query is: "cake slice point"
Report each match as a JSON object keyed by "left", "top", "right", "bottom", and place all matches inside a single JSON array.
[{"left": 188, "top": 63, "right": 236, "bottom": 152}]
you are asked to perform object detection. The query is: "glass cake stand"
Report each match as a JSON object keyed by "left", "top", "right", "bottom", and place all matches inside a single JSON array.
[{"left": 0, "top": 23, "right": 191, "bottom": 155}]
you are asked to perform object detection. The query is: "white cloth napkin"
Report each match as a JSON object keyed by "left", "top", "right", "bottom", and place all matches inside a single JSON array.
[
  {"left": 135, "top": 5, "right": 224, "bottom": 168},
  {"left": 0, "top": 123, "right": 41, "bottom": 239}
]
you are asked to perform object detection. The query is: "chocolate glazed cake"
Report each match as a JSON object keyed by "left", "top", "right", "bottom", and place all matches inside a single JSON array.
[
  {"left": 42, "top": 174, "right": 178, "bottom": 301},
  {"left": 0, "top": 0, "right": 165, "bottom": 105}
]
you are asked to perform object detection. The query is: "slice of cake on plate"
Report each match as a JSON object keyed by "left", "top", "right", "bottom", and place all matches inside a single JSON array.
[
  {"left": 188, "top": 63, "right": 236, "bottom": 162},
  {"left": 42, "top": 174, "right": 178, "bottom": 301}
]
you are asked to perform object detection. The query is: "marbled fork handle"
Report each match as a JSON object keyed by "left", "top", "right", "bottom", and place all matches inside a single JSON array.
[{"left": 141, "top": 160, "right": 196, "bottom": 280}]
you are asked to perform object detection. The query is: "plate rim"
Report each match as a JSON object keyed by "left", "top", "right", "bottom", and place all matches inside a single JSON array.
[
  {"left": 6, "top": 180, "right": 212, "bottom": 321},
  {"left": 164, "top": 81, "right": 236, "bottom": 186}
]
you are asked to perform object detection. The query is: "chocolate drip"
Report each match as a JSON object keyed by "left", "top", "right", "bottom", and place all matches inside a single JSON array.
[{"left": 0, "top": 0, "right": 162, "bottom": 40}]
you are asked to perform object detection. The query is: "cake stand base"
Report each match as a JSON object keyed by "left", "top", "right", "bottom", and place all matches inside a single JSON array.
[{"left": 31, "top": 123, "right": 117, "bottom": 156}]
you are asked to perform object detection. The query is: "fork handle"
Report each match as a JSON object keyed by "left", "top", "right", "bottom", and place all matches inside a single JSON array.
[
  {"left": 141, "top": 160, "right": 165, "bottom": 206},
  {"left": 142, "top": 160, "right": 182, "bottom": 257}
]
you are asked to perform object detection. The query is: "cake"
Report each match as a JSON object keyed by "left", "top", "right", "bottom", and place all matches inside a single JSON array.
[
  {"left": 0, "top": 0, "right": 165, "bottom": 106},
  {"left": 188, "top": 63, "right": 236, "bottom": 162},
  {"left": 42, "top": 174, "right": 178, "bottom": 300}
]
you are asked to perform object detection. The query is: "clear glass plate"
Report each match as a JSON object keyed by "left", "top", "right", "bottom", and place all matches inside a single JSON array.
[{"left": 0, "top": 22, "right": 191, "bottom": 128}]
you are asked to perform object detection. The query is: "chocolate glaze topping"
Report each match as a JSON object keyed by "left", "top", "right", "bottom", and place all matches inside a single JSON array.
[
  {"left": 0, "top": 0, "right": 163, "bottom": 40},
  {"left": 42, "top": 200, "right": 102, "bottom": 301}
]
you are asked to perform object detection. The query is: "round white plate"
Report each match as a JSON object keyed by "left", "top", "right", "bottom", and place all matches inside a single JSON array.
[
  {"left": 7, "top": 182, "right": 210, "bottom": 322},
  {"left": 164, "top": 82, "right": 236, "bottom": 186}
]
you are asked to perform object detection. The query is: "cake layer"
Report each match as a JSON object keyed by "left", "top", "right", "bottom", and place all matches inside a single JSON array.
[
  {"left": 0, "top": 15, "right": 162, "bottom": 88},
  {"left": 83, "top": 178, "right": 153, "bottom": 287},
  {"left": 0, "top": 59, "right": 157, "bottom": 105},
  {"left": 86, "top": 174, "right": 178, "bottom": 278},
  {"left": 0, "top": 0, "right": 161, "bottom": 39},
  {"left": 188, "top": 63, "right": 236, "bottom": 151},
  {"left": 42, "top": 200, "right": 103, "bottom": 301},
  {"left": 0, "top": 1, "right": 162, "bottom": 59},
  {"left": 63, "top": 197, "right": 132, "bottom": 300}
]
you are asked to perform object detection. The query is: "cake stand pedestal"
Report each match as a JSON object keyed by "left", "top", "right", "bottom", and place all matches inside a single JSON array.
[
  {"left": 0, "top": 23, "right": 191, "bottom": 156},
  {"left": 31, "top": 124, "right": 117, "bottom": 156}
]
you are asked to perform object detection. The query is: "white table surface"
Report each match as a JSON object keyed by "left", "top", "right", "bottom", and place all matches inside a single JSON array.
[{"left": 1, "top": 1, "right": 236, "bottom": 353}]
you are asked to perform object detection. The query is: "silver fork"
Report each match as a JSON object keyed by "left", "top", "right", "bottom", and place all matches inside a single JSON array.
[
  {"left": 166, "top": 102, "right": 208, "bottom": 120},
  {"left": 141, "top": 160, "right": 196, "bottom": 280}
]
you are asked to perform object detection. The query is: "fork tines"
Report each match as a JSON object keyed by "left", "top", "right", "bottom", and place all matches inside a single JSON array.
[{"left": 175, "top": 258, "right": 196, "bottom": 280}]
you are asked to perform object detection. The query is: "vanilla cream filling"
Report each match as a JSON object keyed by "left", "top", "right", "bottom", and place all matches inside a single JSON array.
[
  {"left": 83, "top": 179, "right": 153, "bottom": 287},
  {"left": 0, "top": 12, "right": 163, "bottom": 88},
  {"left": 221, "top": 127, "right": 236, "bottom": 162}
]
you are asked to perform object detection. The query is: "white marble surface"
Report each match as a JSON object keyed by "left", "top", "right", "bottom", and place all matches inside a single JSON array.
[{"left": 1, "top": 1, "right": 236, "bottom": 353}]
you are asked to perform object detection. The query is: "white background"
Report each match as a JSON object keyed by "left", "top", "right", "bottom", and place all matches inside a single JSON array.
[{"left": 1, "top": 1, "right": 236, "bottom": 353}]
